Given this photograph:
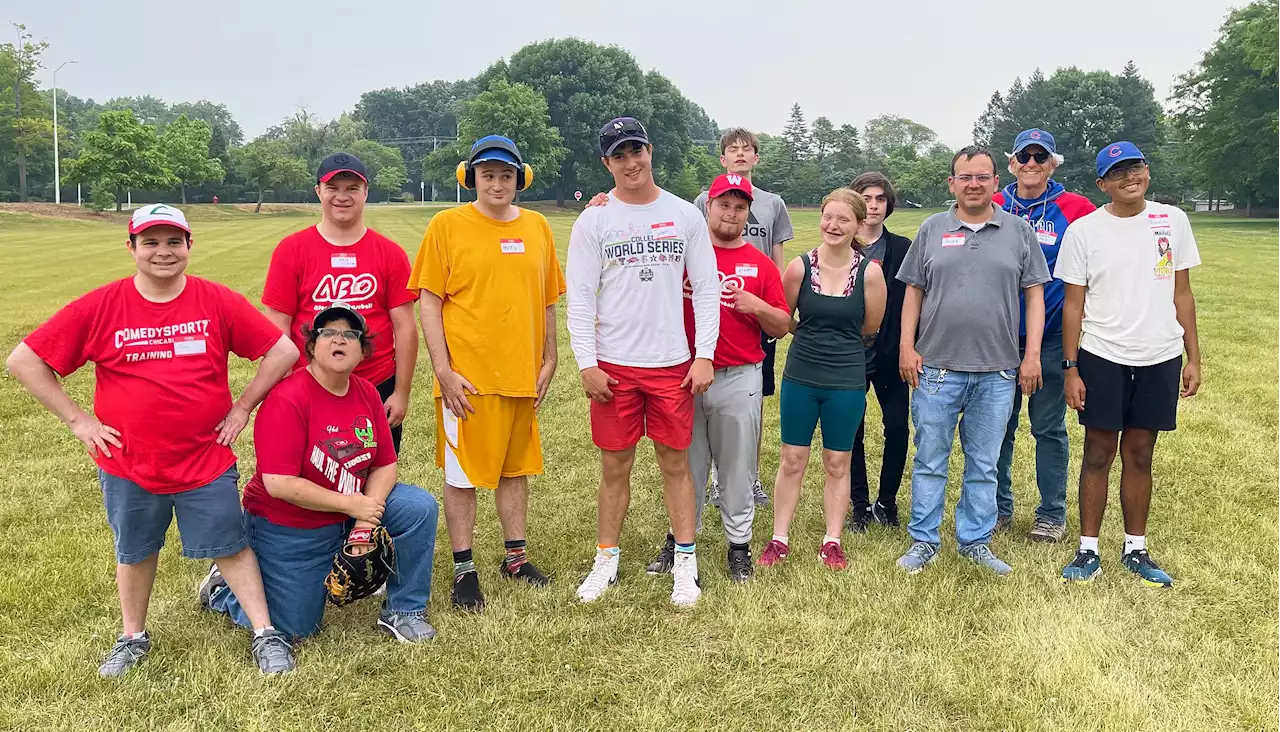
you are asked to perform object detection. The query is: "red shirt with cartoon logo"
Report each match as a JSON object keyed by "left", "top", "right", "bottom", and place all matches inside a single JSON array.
[
  {"left": 682, "top": 243, "right": 788, "bottom": 370},
  {"left": 262, "top": 226, "right": 417, "bottom": 384},
  {"left": 242, "top": 368, "right": 397, "bottom": 528},
  {"left": 22, "top": 276, "right": 283, "bottom": 494}
]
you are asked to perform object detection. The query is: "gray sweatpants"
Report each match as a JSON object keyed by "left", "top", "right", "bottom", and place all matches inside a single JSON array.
[{"left": 690, "top": 362, "right": 762, "bottom": 545}]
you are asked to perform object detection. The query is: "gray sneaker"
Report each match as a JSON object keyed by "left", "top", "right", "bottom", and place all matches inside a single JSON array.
[
  {"left": 99, "top": 632, "right": 151, "bottom": 678},
  {"left": 896, "top": 542, "right": 939, "bottom": 574},
  {"left": 1027, "top": 518, "right": 1067, "bottom": 543},
  {"left": 250, "top": 628, "right": 296, "bottom": 674},
  {"left": 706, "top": 479, "right": 721, "bottom": 508},
  {"left": 960, "top": 543, "right": 1013, "bottom": 576},
  {"left": 197, "top": 563, "right": 226, "bottom": 611},
  {"left": 377, "top": 611, "right": 437, "bottom": 643},
  {"left": 994, "top": 513, "right": 1014, "bottom": 533},
  {"left": 752, "top": 480, "right": 771, "bottom": 507}
]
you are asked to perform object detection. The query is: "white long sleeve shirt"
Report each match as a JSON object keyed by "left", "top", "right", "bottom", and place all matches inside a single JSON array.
[{"left": 566, "top": 188, "right": 719, "bottom": 370}]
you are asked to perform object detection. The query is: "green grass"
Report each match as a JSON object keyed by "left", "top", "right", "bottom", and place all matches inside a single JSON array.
[{"left": 0, "top": 204, "right": 1275, "bottom": 731}]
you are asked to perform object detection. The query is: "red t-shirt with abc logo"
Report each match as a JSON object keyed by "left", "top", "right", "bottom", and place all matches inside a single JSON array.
[
  {"left": 262, "top": 226, "right": 417, "bottom": 384},
  {"left": 242, "top": 368, "right": 397, "bottom": 528},
  {"left": 682, "top": 242, "right": 788, "bottom": 369}
]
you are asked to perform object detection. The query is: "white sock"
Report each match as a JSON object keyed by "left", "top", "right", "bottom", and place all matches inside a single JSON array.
[
  {"left": 1079, "top": 536, "right": 1099, "bottom": 553},
  {"left": 823, "top": 534, "right": 841, "bottom": 546},
  {"left": 1124, "top": 534, "right": 1145, "bottom": 554},
  {"left": 253, "top": 625, "right": 276, "bottom": 637},
  {"left": 772, "top": 534, "right": 789, "bottom": 546},
  {"left": 127, "top": 631, "right": 147, "bottom": 640}
]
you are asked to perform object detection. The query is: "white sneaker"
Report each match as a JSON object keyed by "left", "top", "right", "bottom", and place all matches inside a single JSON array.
[
  {"left": 670, "top": 552, "right": 702, "bottom": 608},
  {"left": 576, "top": 550, "right": 619, "bottom": 602}
]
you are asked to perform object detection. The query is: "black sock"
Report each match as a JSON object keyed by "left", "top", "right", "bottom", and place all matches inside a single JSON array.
[
  {"left": 729, "top": 542, "right": 750, "bottom": 552},
  {"left": 453, "top": 548, "right": 475, "bottom": 577},
  {"left": 666, "top": 532, "right": 675, "bottom": 544}
]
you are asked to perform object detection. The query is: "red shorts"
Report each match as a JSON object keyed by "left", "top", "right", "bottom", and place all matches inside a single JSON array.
[{"left": 590, "top": 361, "right": 694, "bottom": 451}]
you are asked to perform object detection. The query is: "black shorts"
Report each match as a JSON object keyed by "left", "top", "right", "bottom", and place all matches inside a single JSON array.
[
  {"left": 761, "top": 335, "right": 777, "bottom": 397},
  {"left": 375, "top": 375, "right": 404, "bottom": 454},
  {"left": 1077, "top": 349, "right": 1181, "bottom": 432}
]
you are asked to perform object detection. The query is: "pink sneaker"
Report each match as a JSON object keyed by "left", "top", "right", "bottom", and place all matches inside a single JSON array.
[
  {"left": 820, "top": 541, "right": 847, "bottom": 570},
  {"left": 757, "top": 539, "right": 790, "bottom": 567}
]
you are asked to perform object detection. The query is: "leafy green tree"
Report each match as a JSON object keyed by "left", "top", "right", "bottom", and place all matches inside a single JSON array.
[
  {"left": 780, "top": 103, "right": 812, "bottom": 162},
  {"left": 1, "top": 24, "right": 51, "bottom": 201},
  {"left": 170, "top": 100, "right": 243, "bottom": 162},
  {"left": 161, "top": 114, "right": 224, "bottom": 204},
  {"left": 346, "top": 139, "right": 409, "bottom": 201},
  {"left": 885, "top": 144, "right": 953, "bottom": 206},
  {"left": 62, "top": 110, "right": 175, "bottom": 211},
  {"left": 232, "top": 138, "right": 310, "bottom": 213},
  {"left": 103, "top": 95, "right": 173, "bottom": 129},
  {"left": 863, "top": 114, "right": 937, "bottom": 167},
  {"left": 457, "top": 78, "right": 566, "bottom": 193}
]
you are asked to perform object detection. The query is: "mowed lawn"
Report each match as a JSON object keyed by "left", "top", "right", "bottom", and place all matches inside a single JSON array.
[{"left": 0, "top": 203, "right": 1275, "bottom": 732}]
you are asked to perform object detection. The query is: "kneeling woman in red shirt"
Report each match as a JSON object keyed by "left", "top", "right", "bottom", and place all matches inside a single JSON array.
[{"left": 207, "top": 303, "right": 439, "bottom": 652}]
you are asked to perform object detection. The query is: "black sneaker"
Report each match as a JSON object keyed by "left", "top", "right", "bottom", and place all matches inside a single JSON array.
[
  {"left": 871, "top": 501, "right": 900, "bottom": 527},
  {"left": 646, "top": 535, "right": 676, "bottom": 575},
  {"left": 451, "top": 570, "right": 485, "bottom": 613},
  {"left": 727, "top": 546, "right": 753, "bottom": 583},
  {"left": 500, "top": 558, "right": 551, "bottom": 586},
  {"left": 846, "top": 507, "right": 872, "bottom": 533}
]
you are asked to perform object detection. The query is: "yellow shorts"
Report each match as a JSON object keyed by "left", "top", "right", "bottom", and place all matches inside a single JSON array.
[{"left": 435, "top": 395, "right": 543, "bottom": 489}]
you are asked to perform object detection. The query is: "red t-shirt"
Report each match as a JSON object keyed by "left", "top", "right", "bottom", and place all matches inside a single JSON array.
[
  {"left": 23, "top": 276, "right": 282, "bottom": 494},
  {"left": 683, "top": 243, "right": 788, "bottom": 369},
  {"left": 242, "top": 368, "right": 397, "bottom": 529},
  {"left": 262, "top": 226, "right": 417, "bottom": 384}
]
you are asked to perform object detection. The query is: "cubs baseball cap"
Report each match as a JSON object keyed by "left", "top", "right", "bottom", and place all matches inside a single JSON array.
[
  {"left": 1012, "top": 128, "right": 1056, "bottom": 154},
  {"left": 317, "top": 152, "right": 368, "bottom": 184},
  {"left": 707, "top": 173, "right": 753, "bottom": 202},
  {"left": 1096, "top": 141, "right": 1146, "bottom": 178},
  {"left": 470, "top": 135, "right": 521, "bottom": 168},
  {"left": 312, "top": 302, "right": 367, "bottom": 333},
  {"left": 599, "top": 117, "right": 650, "bottom": 157},
  {"left": 129, "top": 204, "right": 191, "bottom": 235}
]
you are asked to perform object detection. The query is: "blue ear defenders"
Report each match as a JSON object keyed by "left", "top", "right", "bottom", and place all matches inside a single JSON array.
[{"left": 455, "top": 135, "right": 534, "bottom": 191}]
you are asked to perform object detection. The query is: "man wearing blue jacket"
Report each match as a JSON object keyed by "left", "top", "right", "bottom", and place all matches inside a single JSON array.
[{"left": 992, "top": 129, "right": 1096, "bottom": 543}]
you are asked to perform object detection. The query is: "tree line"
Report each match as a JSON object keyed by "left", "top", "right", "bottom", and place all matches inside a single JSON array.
[{"left": 2, "top": 1, "right": 1275, "bottom": 213}]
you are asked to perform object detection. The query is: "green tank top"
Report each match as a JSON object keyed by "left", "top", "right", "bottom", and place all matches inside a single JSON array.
[{"left": 783, "top": 249, "right": 869, "bottom": 390}]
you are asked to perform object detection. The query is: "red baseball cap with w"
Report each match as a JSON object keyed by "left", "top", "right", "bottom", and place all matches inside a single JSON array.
[
  {"left": 129, "top": 204, "right": 191, "bottom": 235},
  {"left": 707, "top": 173, "right": 754, "bottom": 202}
]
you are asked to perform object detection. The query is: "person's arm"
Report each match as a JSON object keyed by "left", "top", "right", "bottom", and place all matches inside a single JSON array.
[
  {"left": 725, "top": 284, "right": 791, "bottom": 338},
  {"left": 215, "top": 335, "right": 300, "bottom": 446},
  {"left": 781, "top": 257, "right": 803, "bottom": 333},
  {"left": 1062, "top": 283, "right": 1086, "bottom": 410},
  {"left": 263, "top": 307, "right": 293, "bottom": 336},
  {"left": 385, "top": 303, "right": 418, "bottom": 427},
  {"left": 565, "top": 213, "right": 615, "bottom": 402},
  {"left": 419, "top": 290, "right": 477, "bottom": 418},
  {"left": 1020, "top": 284, "right": 1045, "bottom": 394},
  {"left": 898, "top": 286, "right": 924, "bottom": 387},
  {"left": 6, "top": 343, "right": 122, "bottom": 458},
  {"left": 535, "top": 303, "right": 558, "bottom": 408},
  {"left": 772, "top": 201, "right": 795, "bottom": 272},
  {"left": 263, "top": 474, "right": 385, "bottom": 523},
  {"left": 1174, "top": 270, "right": 1201, "bottom": 397},
  {"left": 681, "top": 216, "right": 719, "bottom": 394},
  {"left": 861, "top": 261, "right": 887, "bottom": 336}
]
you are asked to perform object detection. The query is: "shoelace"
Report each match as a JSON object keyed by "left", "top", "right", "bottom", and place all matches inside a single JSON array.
[
  {"left": 909, "top": 542, "right": 934, "bottom": 560},
  {"left": 968, "top": 545, "right": 996, "bottom": 562},
  {"left": 107, "top": 639, "right": 147, "bottom": 666},
  {"left": 581, "top": 556, "right": 615, "bottom": 593},
  {"left": 253, "top": 632, "right": 293, "bottom": 657}
]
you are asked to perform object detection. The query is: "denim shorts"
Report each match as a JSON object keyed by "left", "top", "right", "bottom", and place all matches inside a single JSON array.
[{"left": 99, "top": 465, "right": 249, "bottom": 564}]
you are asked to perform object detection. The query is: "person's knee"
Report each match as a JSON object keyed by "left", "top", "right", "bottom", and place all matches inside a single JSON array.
[
  {"left": 601, "top": 450, "right": 636, "bottom": 482},
  {"left": 822, "top": 452, "right": 851, "bottom": 480},
  {"left": 1120, "top": 433, "right": 1156, "bottom": 472},
  {"left": 779, "top": 448, "right": 808, "bottom": 476},
  {"left": 1082, "top": 432, "right": 1119, "bottom": 472},
  {"left": 391, "top": 484, "right": 440, "bottom": 526},
  {"left": 653, "top": 446, "right": 689, "bottom": 480}
]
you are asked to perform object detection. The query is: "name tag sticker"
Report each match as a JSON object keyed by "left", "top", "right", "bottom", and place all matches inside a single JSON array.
[
  {"left": 500, "top": 239, "right": 525, "bottom": 254},
  {"left": 173, "top": 338, "right": 207, "bottom": 356},
  {"left": 941, "top": 232, "right": 966, "bottom": 248},
  {"left": 735, "top": 264, "right": 759, "bottom": 278},
  {"left": 1036, "top": 230, "right": 1057, "bottom": 247},
  {"left": 331, "top": 255, "right": 357, "bottom": 269},
  {"left": 651, "top": 221, "right": 677, "bottom": 240}
]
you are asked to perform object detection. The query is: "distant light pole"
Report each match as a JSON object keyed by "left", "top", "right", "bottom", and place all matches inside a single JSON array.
[
  {"left": 455, "top": 120, "right": 461, "bottom": 203},
  {"left": 51, "top": 60, "right": 77, "bottom": 205}
]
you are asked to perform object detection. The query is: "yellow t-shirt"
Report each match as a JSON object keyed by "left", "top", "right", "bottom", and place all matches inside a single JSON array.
[{"left": 409, "top": 204, "right": 566, "bottom": 398}]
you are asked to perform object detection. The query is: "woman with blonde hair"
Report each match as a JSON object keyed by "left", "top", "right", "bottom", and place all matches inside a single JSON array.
[{"left": 758, "top": 188, "right": 887, "bottom": 570}]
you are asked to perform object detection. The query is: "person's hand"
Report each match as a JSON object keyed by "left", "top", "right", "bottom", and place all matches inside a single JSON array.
[
  {"left": 1018, "top": 353, "right": 1043, "bottom": 395},
  {"left": 347, "top": 520, "right": 378, "bottom": 556},
  {"left": 587, "top": 192, "right": 610, "bottom": 207},
  {"left": 724, "top": 282, "right": 765, "bottom": 316},
  {"left": 899, "top": 346, "right": 923, "bottom": 388},
  {"left": 1065, "top": 370, "right": 1086, "bottom": 411},
  {"left": 214, "top": 404, "right": 251, "bottom": 446},
  {"left": 70, "top": 413, "right": 123, "bottom": 459},
  {"left": 437, "top": 369, "right": 477, "bottom": 419},
  {"left": 580, "top": 366, "right": 617, "bottom": 403},
  {"left": 345, "top": 494, "right": 385, "bottom": 525},
  {"left": 383, "top": 391, "right": 409, "bottom": 428},
  {"left": 1181, "top": 361, "right": 1202, "bottom": 397},
  {"left": 681, "top": 358, "right": 714, "bottom": 395},
  {"left": 534, "top": 357, "right": 557, "bottom": 409}
]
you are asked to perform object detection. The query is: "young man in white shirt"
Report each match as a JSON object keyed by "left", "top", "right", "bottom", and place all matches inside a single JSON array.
[
  {"left": 565, "top": 117, "right": 720, "bottom": 607},
  {"left": 1056, "top": 142, "right": 1202, "bottom": 588}
]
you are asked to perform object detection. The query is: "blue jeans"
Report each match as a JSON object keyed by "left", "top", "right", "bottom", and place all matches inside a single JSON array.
[
  {"left": 996, "top": 335, "right": 1069, "bottom": 524},
  {"left": 209, "top": 483, "right": 438, "bottom": 639},
  {"left": 907, "top": 367, "right": 1017, "bottom": 548}
]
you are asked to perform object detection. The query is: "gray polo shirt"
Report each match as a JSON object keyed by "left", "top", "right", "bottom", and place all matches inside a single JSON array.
[
  {"left": 695, "top": 184, "right": 794, "bottom": 260},
  {"left": 897, "top": 205, "right": 1050, "bottom": 372}
]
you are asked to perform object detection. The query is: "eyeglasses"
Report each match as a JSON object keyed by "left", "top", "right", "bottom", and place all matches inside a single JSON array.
[
  {"left": 1103, "top": 161, "right": 1147, "bottom": 182},
  {"left": 1015, "top": 150, "right": 1051, "bottom": 164},
  {"left": 600, "top": 119, "right": 648, "bottom": 153},
  {"left": 318, "top": 328, "right": 362, "bottom": 341},
  {"left": 953, "top": 173, "right": 995, "bottom": 184}
]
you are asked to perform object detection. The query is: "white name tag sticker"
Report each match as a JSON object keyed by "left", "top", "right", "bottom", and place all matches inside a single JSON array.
[
  {"left": 941, "top": 232, "right": 966, "bottom": 248},
  {"left": 173, "top": 338, "right": 207, "bottom": 356},
  {"left": 651, "top": 221, "right": 677, "bottom": 240},
  {"left": 331, "top": 255, "right": 357, "bottom": 269},
  {"left": 735, "top": 264, "right": 759, "bottom": 278},
  {"left": 500, "top": 239, "right": 525, "bottom": 254},
  {"left": 1036, "top": 230, "right": 1057, "bottom": 247}
]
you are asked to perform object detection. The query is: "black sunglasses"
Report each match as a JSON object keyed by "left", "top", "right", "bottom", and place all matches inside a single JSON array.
[
  {"left": 601, "top": 120, "right": 647, "bottom": 147},
  {"left": 1016, "top": 149, "right": 1051, "bottom": 164}
]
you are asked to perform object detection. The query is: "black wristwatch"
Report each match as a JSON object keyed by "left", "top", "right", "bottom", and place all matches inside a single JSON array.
[{"left": 1062, "top": 359, "right": 1078, "bottom": 370}]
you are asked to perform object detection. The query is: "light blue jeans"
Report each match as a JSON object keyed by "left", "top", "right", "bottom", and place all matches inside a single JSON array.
[{"left": 907, "top": 366, "right": 1017, "bottom": 548}]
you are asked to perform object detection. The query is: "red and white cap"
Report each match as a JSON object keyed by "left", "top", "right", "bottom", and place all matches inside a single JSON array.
[
  {"left": 129, "top": 204, "right": 191, "bottom": 235},
  {"left": 707, "top": 173, "right": 753, "bottom": 202}
]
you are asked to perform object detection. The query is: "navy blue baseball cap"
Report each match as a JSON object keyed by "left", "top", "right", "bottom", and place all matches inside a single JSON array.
[
  {"left": 1013, "top": 128, "right": 1056, "bottom": 154},
  {"left": 599, "top": 117, "right": 650, "bottom": 156},
  {"left": 470, "top": 135, "right": 521, "bottom": 168},
  {"left": 1096, "top": 141, "right": 1146, "bottom": 178}
]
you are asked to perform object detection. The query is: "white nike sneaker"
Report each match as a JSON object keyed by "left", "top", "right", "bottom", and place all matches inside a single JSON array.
[
  {"left": 670, "top": 552, "right": 702, "bottom": 608},
  {"left": 576, "top": 550, "right": 619, "bottom": 603}
]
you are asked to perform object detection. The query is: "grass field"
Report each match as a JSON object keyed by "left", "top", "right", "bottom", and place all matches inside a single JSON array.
[{"left": 0, "top": 203, "right": 1276, "bottom": 731}]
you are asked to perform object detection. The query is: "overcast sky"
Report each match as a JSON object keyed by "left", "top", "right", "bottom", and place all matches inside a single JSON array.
[{"left": 15, "top": 0, "right": 1239, "bottom": 147}]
